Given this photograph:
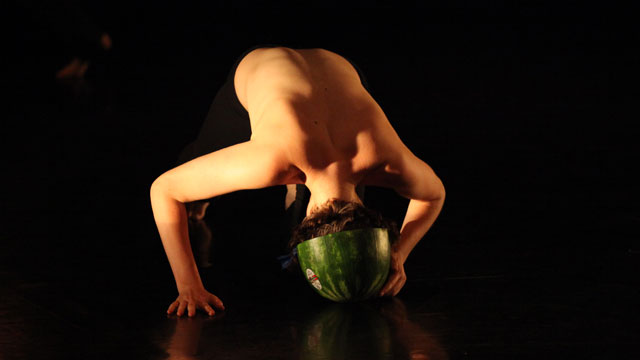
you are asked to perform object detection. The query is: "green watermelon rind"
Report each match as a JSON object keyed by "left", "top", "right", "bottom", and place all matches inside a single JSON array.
[{"left": 296, "top": 228, "right": 391, "bottom": 302}]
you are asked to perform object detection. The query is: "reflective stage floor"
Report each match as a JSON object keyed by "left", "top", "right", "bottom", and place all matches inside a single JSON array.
[{"left": 1, "top": 217, "right": 638, "bottom": 359}]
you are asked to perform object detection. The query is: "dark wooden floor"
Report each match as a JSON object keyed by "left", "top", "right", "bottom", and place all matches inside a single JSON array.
[{"left": 2, "top": 7, "right": 637, "bottom": 359}]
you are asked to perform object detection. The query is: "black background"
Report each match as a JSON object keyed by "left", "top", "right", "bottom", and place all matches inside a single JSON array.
[{"left": 1, "top": 2, "right": 638, "bottom": 359}]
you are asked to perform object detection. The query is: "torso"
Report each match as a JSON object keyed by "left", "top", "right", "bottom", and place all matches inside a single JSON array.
[{"left": 233, "top": 47, "right": 412, "bottom": 188}]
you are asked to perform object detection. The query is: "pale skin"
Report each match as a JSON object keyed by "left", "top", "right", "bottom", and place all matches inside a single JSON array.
[{"left": 150, "top": 47, "right": 445, "bottom": 317}]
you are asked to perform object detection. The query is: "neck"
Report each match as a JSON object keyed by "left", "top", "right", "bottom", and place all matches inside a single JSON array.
[{"left": 305, "top": 177, "right": 361, "bottom": 216}]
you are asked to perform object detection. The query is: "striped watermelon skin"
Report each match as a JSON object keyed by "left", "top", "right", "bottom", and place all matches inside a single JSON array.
[{"left": 296, "top": 228, "right": 391, "bottom": 302}]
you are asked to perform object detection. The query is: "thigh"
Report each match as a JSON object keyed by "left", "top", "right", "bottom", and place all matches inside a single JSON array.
[
  {"left": 186, "top": 45, "right": 284, "bottom": 162},
  {"left": 190, "top": 78, "right": 251, "bottom": 160}
]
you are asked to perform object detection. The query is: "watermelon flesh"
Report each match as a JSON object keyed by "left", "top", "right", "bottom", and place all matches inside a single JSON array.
[{"left": 296, "top": 228, "right": 391, "bottom": 302}]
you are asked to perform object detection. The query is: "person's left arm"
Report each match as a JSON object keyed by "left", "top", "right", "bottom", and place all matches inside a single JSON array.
[
  {"left": 150, "top": 139, "right": 290, "bottom": 315},
  {"left": 379, "top": 152, "right": 445, "bottom": 297}
]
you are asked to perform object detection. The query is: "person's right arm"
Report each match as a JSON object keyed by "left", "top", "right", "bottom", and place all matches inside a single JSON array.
[
  {"left": 150, "top": 140, "right": 289, "bottom": 316},
  {"left": 377, "top": 150, "right": 445, "bottom": 297}
]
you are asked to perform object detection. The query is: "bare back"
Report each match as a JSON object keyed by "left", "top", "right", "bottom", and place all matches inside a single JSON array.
[
  {"left": 151, "top": 48, "right": 445, "bottom": 315},
  {"left": 234, "top": 47, "right": 413, "bottom": 188}
]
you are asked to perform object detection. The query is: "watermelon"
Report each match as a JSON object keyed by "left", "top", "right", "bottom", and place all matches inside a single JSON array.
[{"left": 296, "top": 228, "right": 391, "bottom": 302}]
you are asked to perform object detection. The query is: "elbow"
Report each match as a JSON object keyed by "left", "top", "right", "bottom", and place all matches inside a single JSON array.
[
  {"left": 438, "top": 179, "right": 446, "bottom": 201},
  {"left": 150, "top": 175, "right": 187, "bottom": 204},
  {"left": 432, "top": 186, "right": 445, "bottom": 204},
  {"left": 428, "top": 178, "right": 445, "bottom": 204},
  {"left": 436, "top": 188, "right": 445, "bottom": 203},
  {"left": 150, "top": 176, "right": 169, "bottom": 201}
]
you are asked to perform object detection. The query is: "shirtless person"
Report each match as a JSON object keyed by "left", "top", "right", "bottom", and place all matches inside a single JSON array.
[{"left": 150, "top": 46, "right": 445, "bottom": 317}]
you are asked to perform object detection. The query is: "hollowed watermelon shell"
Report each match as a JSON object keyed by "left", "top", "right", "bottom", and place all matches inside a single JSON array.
[{"left": 296, "top": 228, "right": 391, "bottom": 302}]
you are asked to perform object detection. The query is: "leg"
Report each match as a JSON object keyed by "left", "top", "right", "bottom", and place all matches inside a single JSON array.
[
  {"left": 173, "top": 53, "right": 253, "bottom": 268},
  {"left": 186, "top": 200, "right": 210, "bottom": 221},
  {"left": 284, "top": 184, "right": 297, "bottom": 211}
]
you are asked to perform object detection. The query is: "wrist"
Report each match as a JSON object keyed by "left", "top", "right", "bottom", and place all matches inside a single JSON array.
[
  {"left": 177, "top": 279, "right": 204, "bottom": 293},
  {"left": 391, "top": 242, "right": 409, "bottom": 264}
]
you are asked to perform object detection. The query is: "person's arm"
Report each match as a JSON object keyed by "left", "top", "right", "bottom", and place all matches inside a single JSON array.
[
  {"left": 379, "top": 153, "right": 445, "bottom": 297},
  {"left": 150, "top": 140, "right": 289, "bottom": 315}
]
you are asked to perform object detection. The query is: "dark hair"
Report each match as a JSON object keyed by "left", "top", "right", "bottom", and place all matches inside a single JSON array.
[{"left": 288, "top": 199, "right": 400, "bottom": 252}]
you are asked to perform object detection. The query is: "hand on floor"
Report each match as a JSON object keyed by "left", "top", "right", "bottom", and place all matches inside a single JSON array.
[{"left": 167, "top": 285, "right": 224, "bottom": 317}]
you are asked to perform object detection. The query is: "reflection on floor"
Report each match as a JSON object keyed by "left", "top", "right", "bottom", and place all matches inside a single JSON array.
[
  {"left": 157, "top": 298, "right": 447, "bottom": 360},
  {"left": 2, "top": 238, "right": 639, "bottom": 359}
]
